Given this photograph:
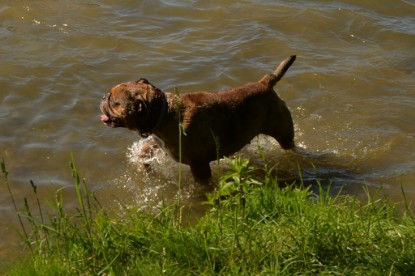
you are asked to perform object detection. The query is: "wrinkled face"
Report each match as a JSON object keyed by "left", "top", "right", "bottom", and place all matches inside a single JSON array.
[{"left": 100, "top": 78, "right": 154, "bottom": 130}]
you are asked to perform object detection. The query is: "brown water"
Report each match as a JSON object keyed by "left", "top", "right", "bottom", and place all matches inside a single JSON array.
[{"left": 1, "top": 0, "right": 415, "bottom": 267}]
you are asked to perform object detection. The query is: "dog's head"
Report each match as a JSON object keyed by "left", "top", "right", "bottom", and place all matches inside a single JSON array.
[{"left": 100, "top": 78, "right": 165, "bottom": 132}]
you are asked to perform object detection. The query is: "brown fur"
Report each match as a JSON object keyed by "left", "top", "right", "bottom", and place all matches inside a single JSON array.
[{"left": 100, "top": 55, "right": 296, "bottom": 183}]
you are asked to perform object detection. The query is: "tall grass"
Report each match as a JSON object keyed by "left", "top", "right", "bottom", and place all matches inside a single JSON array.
[
  {"left": 174, "top": 87, "right": 185, "bottom": 197},
  {"left": 2, "top": 156, "right": 415, "bottom": 275}
]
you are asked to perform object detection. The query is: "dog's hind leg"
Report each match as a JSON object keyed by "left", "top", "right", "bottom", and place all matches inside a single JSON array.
[
  {"left": 266, "top": 125, "right": 295, "bottom": 150},
  {"left": 263, "top": 107, "right": 295, "bottom": 150}
]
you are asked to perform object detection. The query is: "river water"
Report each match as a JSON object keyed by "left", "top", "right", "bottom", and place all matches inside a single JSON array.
[{"left": 1, "top": 0, "right": 414, "bottom": 266}]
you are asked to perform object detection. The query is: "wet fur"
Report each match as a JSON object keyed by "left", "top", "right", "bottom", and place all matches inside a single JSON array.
[{"left": 100, "top": 55, "right": 296, "bottom": 183}]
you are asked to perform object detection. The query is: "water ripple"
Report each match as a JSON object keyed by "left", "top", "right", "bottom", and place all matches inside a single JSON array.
[{"left": 1, "top": 0, "right": 415, "bottom": 263}]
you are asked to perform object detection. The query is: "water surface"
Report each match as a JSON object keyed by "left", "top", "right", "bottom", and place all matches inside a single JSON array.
[{"left": 1, "top": 0, "right": 414, "bottom": 266}]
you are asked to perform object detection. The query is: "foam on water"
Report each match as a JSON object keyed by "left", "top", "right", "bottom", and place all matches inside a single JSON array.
[
  {"left": 119, "top": 132, "right": 368, "bottom": 211},
  {"left": 122, "top": 134, "right": 307, "bottom": 208},
  {"left": 117, "top": 136, "right": 206, "bottom": 210}
]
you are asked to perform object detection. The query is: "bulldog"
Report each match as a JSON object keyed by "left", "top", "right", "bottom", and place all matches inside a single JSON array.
[{"left": 100, "top": 55, "right": 296, "bottom": 183}]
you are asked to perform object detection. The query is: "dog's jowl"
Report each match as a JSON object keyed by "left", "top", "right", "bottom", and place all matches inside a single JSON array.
[{"left": 100, "top": 55, "right": 296, "bottom": 183}]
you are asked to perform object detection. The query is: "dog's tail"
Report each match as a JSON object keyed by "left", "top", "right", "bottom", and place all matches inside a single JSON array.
[{"left": 259, "top": 55, "right": 296, "bottom": 88}]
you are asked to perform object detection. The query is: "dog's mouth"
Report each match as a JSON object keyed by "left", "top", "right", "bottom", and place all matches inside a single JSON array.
[
  {"left": 100, "top": 113, "right": 124, "bottom": 128},
  {"left": 100, "top": 93, "right": 126, "bottom": 128}
]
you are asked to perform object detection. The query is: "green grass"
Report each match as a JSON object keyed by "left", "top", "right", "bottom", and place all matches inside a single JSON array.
[{"left": 2, "top": 157, "right": 415, "bottom": 275}]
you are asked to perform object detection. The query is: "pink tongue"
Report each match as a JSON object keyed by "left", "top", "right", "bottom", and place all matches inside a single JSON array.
[{"left": 100, "top": 114, "right": 109, "bottom": 122}]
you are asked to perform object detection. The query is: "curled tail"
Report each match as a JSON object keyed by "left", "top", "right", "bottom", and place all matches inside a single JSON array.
[{"left": 259, "top": 55, "right": 296, "bottom": 88}]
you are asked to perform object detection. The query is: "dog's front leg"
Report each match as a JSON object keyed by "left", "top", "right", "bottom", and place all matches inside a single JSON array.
[{"left": 138, "top": 139, "right": 159, "bottom": 173}]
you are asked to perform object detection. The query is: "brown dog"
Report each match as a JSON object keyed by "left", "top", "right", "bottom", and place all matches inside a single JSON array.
[{"left": 100, "top": 55, "right": 296, "bottom": 182}]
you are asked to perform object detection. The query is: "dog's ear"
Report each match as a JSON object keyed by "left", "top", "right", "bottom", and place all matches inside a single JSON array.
[
  {"left": 136, "top": 78, "right": 149, "bottom": 84},
  {"left": 135, "top": 96, "right": 148, "bottom": 114}
]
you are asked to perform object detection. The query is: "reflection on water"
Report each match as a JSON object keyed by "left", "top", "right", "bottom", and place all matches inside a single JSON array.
[{"left": 1, "top": 0, "right": 415, "bottom": 267}]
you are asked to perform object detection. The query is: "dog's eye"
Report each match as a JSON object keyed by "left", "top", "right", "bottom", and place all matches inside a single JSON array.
[{"left": 110, "top": 101, "right": 120, "bottom": 108}]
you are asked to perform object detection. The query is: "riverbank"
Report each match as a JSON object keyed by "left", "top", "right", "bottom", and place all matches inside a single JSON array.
[{"left": 3, "top": 158, "right": 415, "bottom": 275}]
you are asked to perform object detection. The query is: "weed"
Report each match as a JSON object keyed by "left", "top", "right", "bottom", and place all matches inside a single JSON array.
[{"left": 2, "top": 156, "right": 415, "bottom": 275}]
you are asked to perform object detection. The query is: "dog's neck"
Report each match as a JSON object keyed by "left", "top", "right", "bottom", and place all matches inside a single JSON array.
[{"left": 138, "top": 92, "right": 168, "bottom": 138}]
